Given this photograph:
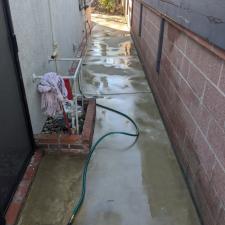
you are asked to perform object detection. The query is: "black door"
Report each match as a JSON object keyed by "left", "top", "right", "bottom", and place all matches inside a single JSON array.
[{"left": 0, "top": 0, "right": 34, "bottom": 217}]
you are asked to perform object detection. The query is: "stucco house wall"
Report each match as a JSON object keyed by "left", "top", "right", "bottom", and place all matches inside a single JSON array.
[{"left": 8, "top": 0, "right": 86, "bottom": 134}]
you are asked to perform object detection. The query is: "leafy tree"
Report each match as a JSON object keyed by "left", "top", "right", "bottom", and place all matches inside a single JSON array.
[{"left": 99, "top": 0, "right": 116, "bottom": 12}]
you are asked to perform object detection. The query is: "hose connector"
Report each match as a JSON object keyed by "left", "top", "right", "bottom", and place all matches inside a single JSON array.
[{"left": 67, "top": 214, "right": 75, "bottom": 225}]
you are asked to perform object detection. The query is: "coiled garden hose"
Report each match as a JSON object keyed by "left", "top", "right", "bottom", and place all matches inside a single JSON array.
[{"left": 67, "top": 69, "right": 140, "bottom": 225}]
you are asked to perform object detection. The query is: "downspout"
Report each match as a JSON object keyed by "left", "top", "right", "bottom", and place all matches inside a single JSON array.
[
  {"left": 156, "top": 18, "right": 165, "bottom": 73},
  {"left": 77, "top": 0, "right": 92, "bottom": 58},
  {"left": 47, "top": 0, "right": 58, "bottom": 71},
  {"left": 131, "top": 0, "right": 134, "bottom": 26}
]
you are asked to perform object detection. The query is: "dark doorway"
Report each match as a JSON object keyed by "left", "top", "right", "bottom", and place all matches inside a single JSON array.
[{"left": 0, "top": 0, "right": 34, "bottom": 218}]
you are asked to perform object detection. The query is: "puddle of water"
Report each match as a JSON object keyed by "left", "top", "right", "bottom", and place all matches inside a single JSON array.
[{"left": 17, "top": 13, "right": 201, "bottom": 225}]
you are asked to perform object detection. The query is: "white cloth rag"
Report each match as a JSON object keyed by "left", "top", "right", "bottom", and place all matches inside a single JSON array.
[{"left": 38, "top": 72, "right": 68, "bottom": 117}]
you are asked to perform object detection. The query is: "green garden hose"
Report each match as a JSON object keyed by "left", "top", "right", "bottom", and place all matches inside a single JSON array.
[
  {"left": 67, "top": 64, "right": 140, "bottom": 225},
  {"left": 67, "top": 104, "right": 139, "bottom": 225}
]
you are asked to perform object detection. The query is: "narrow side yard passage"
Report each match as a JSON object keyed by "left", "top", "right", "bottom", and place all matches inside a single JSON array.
[{"left": 17, "top": 14, "right": 201, "bottom": 225}]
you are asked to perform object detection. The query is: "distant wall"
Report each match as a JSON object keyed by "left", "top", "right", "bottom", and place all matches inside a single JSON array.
[
  {"left": 8, "top": 0, "right": 86, "bottom": 134},
  {"left": 130, "top": 0, "right": 225, "bottom": 225},
  {"left": 122, "top": 0, "right": 132, "bottom": 28}
]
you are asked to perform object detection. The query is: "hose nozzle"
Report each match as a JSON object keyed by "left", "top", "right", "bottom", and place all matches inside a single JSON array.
[{"left": 67, "top": 214, "right": 75, "bottom": 225}]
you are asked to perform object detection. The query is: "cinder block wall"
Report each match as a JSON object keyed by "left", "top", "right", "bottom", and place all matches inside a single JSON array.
[{"left": 131, "top": 1, "right": 225, "bottom": 224}]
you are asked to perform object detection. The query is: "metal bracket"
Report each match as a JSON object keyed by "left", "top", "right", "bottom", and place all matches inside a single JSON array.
[
  {"left": 156, "top": 18, "right": 165, "bottom": 73},
  {"left": 139, "top": 3, "right": 143, "bottom": 37}
]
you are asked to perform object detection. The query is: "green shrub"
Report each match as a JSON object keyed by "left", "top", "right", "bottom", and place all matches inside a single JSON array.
[{"left": 99, "top": 0, "right": 116, "bottom": 11}]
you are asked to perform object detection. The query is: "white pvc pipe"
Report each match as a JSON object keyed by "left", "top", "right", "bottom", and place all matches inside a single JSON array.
[
  {"left": 33, "top": 58, "right": 83, "bottom": 135},
  {"left": 33, "top": 58, "right": 82, "bottom": 81},
  {"left": 48, "top": 0, "right": 58, "bottom": 72},
  {"left": 48, "top": 0, "right": 56, "bottom": 48}
]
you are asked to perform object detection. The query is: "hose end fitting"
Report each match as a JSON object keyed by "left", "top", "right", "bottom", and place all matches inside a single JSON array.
[{"left": 67, "top": 214, "right": 75, "bottom": 225}]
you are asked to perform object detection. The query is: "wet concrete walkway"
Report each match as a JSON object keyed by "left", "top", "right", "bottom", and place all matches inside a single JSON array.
[{"left": 17, "top": 14, "right": 201, "bottom": 225}]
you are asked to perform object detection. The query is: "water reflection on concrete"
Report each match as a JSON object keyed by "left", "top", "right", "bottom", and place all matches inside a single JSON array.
[{"left": 17, "top": 14, "right": 201, "bottom": 225}]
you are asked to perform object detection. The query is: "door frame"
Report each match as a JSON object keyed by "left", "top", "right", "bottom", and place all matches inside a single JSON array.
[{"left": 1, "top": 0, "right": 35, "bottom": 214}]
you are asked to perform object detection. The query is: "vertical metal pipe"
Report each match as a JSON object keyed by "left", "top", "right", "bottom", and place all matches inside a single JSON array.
[
  {"left": 48, "top": 0, "right": 58, "bottom": 72},
  {"left": 75, "top": 95, "right": 79, "bottom": 134},
  {"left": 80, "top": 66, "right": 84, "bottom": 112},
  {"left": 48, "top": 0, "right": 54, "bottom": 46},
  {"left": 139, "top": 3, "right": 143, "bottom": 37},
  {"left": 131, "top": 0, "right": 134, "bottom": 26},
  {"left": 156, "top": 18, "right": 165, "bottom": 73}
]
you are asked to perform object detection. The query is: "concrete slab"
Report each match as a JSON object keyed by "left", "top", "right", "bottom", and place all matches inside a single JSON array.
[{"left": 17, "top": 13, "right": 201, "bottom": 225}]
